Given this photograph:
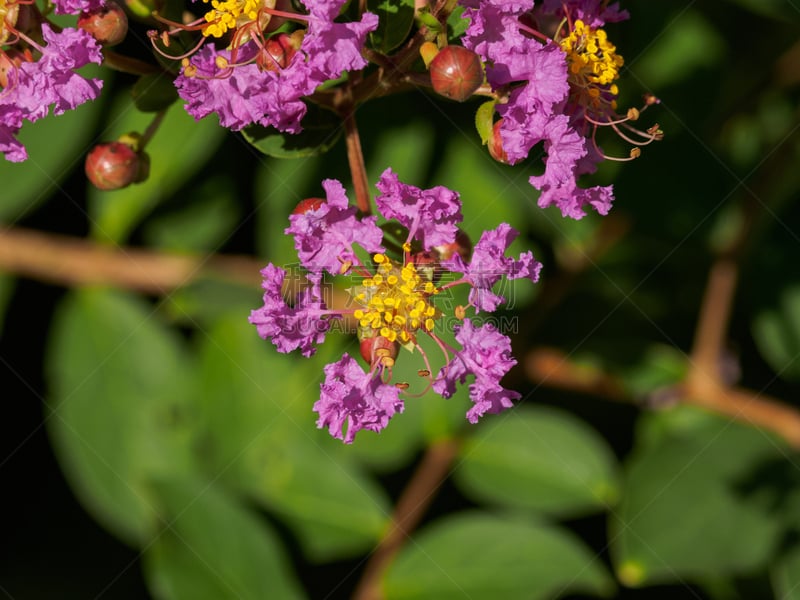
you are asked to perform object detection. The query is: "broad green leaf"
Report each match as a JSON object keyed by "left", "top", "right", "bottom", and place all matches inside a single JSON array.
[
  {"left": 132, "top": 73, "right": 180, "bottom": 113},
  {"left": 142, "top": 176, "right": 240, "bottom": 253},
  {"left": 454, "top": 406, "right": 619, "bottom": 517},
  {"left": 195, "top": 314, "right": 392, "bottom": 560},
  {"left": 611, "top": 406, "right": 784, "bottom": 587},
  {"left": 752, "top": 284, "right": 800, "bottom": 381},
  {"left": 242, "top": 104, "right": 342, "bottom": 158},
  {"left": 143, "top": 477, "right": 305, "bottom": 600},
  {"left": 384, "top": 512, "right": 614, "bottom": 599},
  {"left": 0, "top": 66, "right": 107, "bottom": 220},
  {"left": 367, "top": 0, "right": 415, "bottom": 54},
  {"left": 366, "top": 121, "right": 434, "bottom": 186},
  {"left": 89, "top": 99, "right": 225, "bottom": 244},
  {"left": 773, "top": 545, "right": 800, "bottom": 600},
  {"left": 46, "top": 288, "right": 197, "bottom": 545},
  {"left": 254, "top": 151, "right": 321, "bottom": 260},
  {"left": 626, "top": 10, "right": 725, "bottom": 90}
]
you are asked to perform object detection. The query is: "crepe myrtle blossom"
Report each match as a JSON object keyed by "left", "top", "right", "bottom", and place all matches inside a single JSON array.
[
  {"left": 166, "top": 0, "right": 377, "bottom": 133},
  {"left": 462, "top": 0, "right": 661, "bottom": 219},
  {"left": 250, "top": 169, "right": 541, "bottom": 443},
  {"left": 1, "top": 13, "right": 104, "bottom": 162}
]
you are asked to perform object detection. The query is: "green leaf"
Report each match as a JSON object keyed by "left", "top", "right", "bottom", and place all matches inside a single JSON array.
[
  {"left": 45, "top": 288, "right": 197, "bottom": 545},
  {"left": 752, "top": 284, "right": 800, "bottom": 381},
  {"left": 474, "top": 100, "right": 496, "bottom": 146},
  {"left": 0, "top": 66, "right": 107, "bottom": 220},
  {"left": 143, "top": 477, "right": 305, "bottom": 600},
  {"left": 454, "top": 406, "right": 620, "bottom": 518},
  {"left": 142, "top": 176, "right": 240, "bottom": 253},
  {"left": 195, "top": 314, "right": 392, "bottom": 560},
  {"left": 627, "top": 10, "right": 725, "bottom": 90},
  {"left": 611, "top": 405, "right": 784, "bottom": 587},
  {"left": 367, "top": 0, "right": 415, "bottom": 54},
  {"left": 88, "top": 99, "right": 225, "bottom": 244},
  {"left": 132, "top": 72, "right": 180, "bottom": 113},
  {"left": 772, "top": 545, "right": 800, "bottom": 600},
  {"left": 242, "top": 104, "right": 342, "bottom": 158},
  {"left": 384, "top": 512, "right": 614, "bottom": 599},
  {"left": 366, "top": 121, "right": 434, "bottom": 186}
]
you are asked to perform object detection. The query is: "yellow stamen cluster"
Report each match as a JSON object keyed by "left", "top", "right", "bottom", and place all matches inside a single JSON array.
[
  {"left": 353, "top": 254, "right": 439, "bottom": 344},
  {"left": 559, "top": 20, "right": 624, "bottom": 108},
  {"left": 201, "top": 0, "right": 269, "bottom": 38},
  {"left": 0, "top": 0, "right": 19, "bottom": 46}
]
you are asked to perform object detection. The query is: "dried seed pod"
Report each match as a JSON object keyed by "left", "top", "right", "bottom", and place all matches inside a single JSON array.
[{"left": 429, "top": 45, "right": 483, "bottom": 103}]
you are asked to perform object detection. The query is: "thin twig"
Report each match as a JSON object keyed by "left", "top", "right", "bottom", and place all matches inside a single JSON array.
[{"left": 0, "top": 225, "right": 260, "bottom": 292}]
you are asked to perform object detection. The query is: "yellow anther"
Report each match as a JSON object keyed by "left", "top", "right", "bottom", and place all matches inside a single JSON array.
[
  {"left": 425, "top": 318, "right": 435, "bottom": 330},
  {"left": 387, "top": 275, "right": 398, "bottom": 285},
  {"left": 354, "top": 309, "right": 365, "bottom": 320},
  {"left": 373, "top": 274, "right": 383, "bottom": 285},
  {"left": 373, "top": 254, "right": 385, "bottom": 263}
]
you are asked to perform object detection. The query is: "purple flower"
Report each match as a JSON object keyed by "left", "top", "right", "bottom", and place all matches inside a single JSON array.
[
  {"left": 461, "top": 0, "right": 626, "bottom": 219},
  {"left": 536, "top": 0, "right": 629, "bottom": 28},
  {"left": 0, "top": 25, "right": 103, "bottom": 162},
  {"left": 433, "top": 320, "right": 521, "bottom": 423},
  {"left": 314, "top": 354, "right": 404, "bottom": 443},
  {"left": 175, "top": 44, "right": 308, "bottom": 132},
  {"left": 248, "top": 263, "right": 330, "bottom": 357},
  {"left": 53, "top": 0, "right": 106, "bottom": 14},
  {"left": 375, "top": 168, "right": 463, "bottom": 250},
  {"left": 446, "top": 223, "right": 542, "bottom": 313},
  {"left": 286, "top": 179, "right": 384, "bottom": 275},
  {"left": 176, "top": 0, "right": 377, "bottom": 133}
]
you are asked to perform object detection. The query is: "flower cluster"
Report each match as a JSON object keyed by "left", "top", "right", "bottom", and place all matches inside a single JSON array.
[
  {"left": 1, "top": 0, "right": 105, "bottom": 162},
  {"left": 463, "top": 0, "right": 660, "bottom": 219},
  {"left": 250, "top": 169, "right": 541, "bottom": 443},
  {"left": 171, "top": 0, "right": 377, "bottom": 133}
]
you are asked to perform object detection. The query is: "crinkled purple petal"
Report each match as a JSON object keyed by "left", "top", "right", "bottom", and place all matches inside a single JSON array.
[
  {"left": 286, "top": 179, "right": 384, "bottom": 275},
  {"left": 446, "top": 223, "right": 541, "bottom": 313},
  {"left": 527, "top": 114, "right": 614, "bottom": 218},
  {"left": 375, "top": 168, "right": 463, "bottom": 250},
  {"left": 175, "top": 43, "right": 308, "bottom": 132},
  {"left": 248, "top": 263, "right": 330, "bottom": 357},
  {"left": 537, "top": 0, "right": 629, "bottom": 28},
  {"left": 177, "top": 0, "right": 377, "bottom": 132},
  {"left": 314, "top": 353, "right": 404, "bottom": 443},
  {"left": 433, "top": 320, "right": 520, "bottom": 422},
  {"left": 0, "top": 25, "right": 103, "bottom": 162},
  {"left": 53, "top": 0, "right": 105, "bottom": 14}
]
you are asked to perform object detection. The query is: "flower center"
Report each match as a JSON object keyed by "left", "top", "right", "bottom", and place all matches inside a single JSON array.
[
  {"left": 200, "top": 0, "right": 275, "bottom": 38},
  {"left": 352, "top": 254, "right": 439, "bottom": 345},
  {"left": 559, "top": 19, "right": 624, "bottom": 111}
]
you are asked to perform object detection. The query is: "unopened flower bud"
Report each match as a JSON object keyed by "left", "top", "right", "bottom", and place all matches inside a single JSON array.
[
  {"left": 78, "top": 1, "right": 128, "bottom": 46},
  {"left": 259, "top": 31, "right": 302, "bottom": 71},
  {"left": 488, "top": 119, "right": 508, "bottom": 164},
  {"left": 429, "top": 45, "right": 483, "bottom": 103},
  {"left": 434, "top": 229, "right": 472, "bottom": 263},
  {"left": 85, "top": 142, "right": 142, "bottom": 190},
  {"left": 359, "top": 335, "right": 400, "bottom": 367},
  {"left": 292, "top": 197, "right": 325, "bottom": 214}
]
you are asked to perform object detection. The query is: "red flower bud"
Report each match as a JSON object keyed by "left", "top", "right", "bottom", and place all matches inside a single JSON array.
[
  {"left": 258, "top": 31, "right": 303, "bottom": 71},
  {"left": 488, "top": 119, "right": 509, "bottom": 164},
  {"left": 429, "top": 45, "right": 483, "bottom": 103},
  {"left": 292, "top": 197, "right": 325, "bottom": 215},
  {"left": 359, "top": 335, "right": 399, "bottom": 367},
  {"left": 434, "top": 229, "right": 472, "bottom": 263},
  {"left": 85, "top": 142, "right": 142, "bottom": 191},
  {"left": 78, "top": 1, "right": 128, "bottom": 46}
]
